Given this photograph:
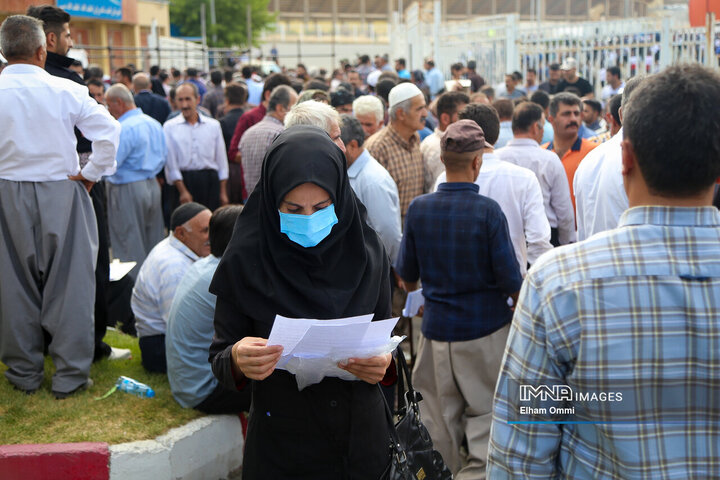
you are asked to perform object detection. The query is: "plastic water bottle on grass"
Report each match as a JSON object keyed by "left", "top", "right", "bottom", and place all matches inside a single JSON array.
[{"left": 116, "top": 376, "right": 155, "bottom": 398}]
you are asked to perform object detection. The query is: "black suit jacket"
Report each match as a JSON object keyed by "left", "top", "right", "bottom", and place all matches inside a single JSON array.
[{"left": 134, "top": 90, "right": 171, "bottom": 125}]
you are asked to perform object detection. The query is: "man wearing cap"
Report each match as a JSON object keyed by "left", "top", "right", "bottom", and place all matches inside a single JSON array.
[
  {"left": 538, "top": 63, "right": 562, "bottom": 95},
  {"left": 420, "top": 91, "right": 469, "bottom": 192},
  {"left": 330, "top": 88, "right": 354, "bottom": 114},
  {"left": 131, "top": 203, "right": 211, "bottom": 373},
  {"left": 558, "top": 57, "right": 594, "bottom": 98},
  {"left": 395, "top": 119, "right": 523, "bottom": 479},
  {"left": 364, "top": 83, "right": 427, "bottom": 222},
  {"left": 434, "top": 104, "right": 552, "bottom": 276}
]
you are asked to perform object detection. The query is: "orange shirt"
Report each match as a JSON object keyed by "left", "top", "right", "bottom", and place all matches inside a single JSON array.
[{"left": 543, "top": 137, "right": 598, "bottom": 210}]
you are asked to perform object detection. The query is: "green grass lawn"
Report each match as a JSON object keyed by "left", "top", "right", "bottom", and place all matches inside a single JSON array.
[{"left": 0, "top": 329, "right": 203, "bottom": 445}]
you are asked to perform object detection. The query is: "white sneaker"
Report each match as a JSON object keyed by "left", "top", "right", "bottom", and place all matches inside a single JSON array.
[{"left": 109, "top": 347, "right": 132, "bottom": 360}]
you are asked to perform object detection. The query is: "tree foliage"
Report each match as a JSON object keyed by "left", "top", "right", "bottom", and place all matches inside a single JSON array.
[{"left": 170, "top": 0, "right": 275, "bottom": 48}]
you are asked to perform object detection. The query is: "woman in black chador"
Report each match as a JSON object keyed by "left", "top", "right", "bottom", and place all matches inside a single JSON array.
[{"left": 209, "top": 125, "right": 393, "bottom": 479}]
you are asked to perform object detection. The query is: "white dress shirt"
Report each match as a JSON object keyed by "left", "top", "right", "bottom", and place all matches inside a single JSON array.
[
  {"left": 601, "top": 81, "right": 625, "bottom": 102},
  {"left": 496, "top": 138, "right": 576, "bottom": 244},
  {"left": 131, "top": 235, "right": 200, "bottom": 337},
  {"left": 574, "top": 128, "right": 628, "bottom": 241},
  {"left": 0, "top": 64, "right": 119, "bottom": 182},
  {"left": 434, "top": 153, "right": 552, "bottom": 276},
  {"left": 420, "top": 128, "right": 443, "bottom": 193},
  {"left": 163, "top": 113, "right": 229, "bottom": 184},
  {"left": 348, "top": 149, "right": 403, "bottom": 263}
]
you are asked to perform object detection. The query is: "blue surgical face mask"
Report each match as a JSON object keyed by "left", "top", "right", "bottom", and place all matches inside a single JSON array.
[{"left": 278, "top": 204, "right": 338, "bottom": 248}]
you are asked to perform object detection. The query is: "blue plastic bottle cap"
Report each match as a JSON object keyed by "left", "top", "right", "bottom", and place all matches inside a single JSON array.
[{"left": 147, "top": 390, "right": 155, "bottom": 398}]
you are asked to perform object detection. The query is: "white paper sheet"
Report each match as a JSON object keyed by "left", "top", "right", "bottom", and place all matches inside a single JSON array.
[
  {"left": 267, "top": 314, "right": 373, "bottom": 351},
  {"left": 109, "top": 259, "right": 136, "bottom": 282},
  {"left": 402, "top": 288, "right": 425, "bottom": 317},
  {"left": 266, "top": 314, "right": 401, "bottom": 389}
]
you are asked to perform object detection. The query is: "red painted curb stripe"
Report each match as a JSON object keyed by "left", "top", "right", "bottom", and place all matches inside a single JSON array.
[{"left": 0, "top": 443, "right": 109, "bottom": 480}]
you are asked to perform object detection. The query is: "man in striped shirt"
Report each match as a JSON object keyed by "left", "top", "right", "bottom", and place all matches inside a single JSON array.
[{"left": 488, "top": 64, "right": 720, "bottom": 479}]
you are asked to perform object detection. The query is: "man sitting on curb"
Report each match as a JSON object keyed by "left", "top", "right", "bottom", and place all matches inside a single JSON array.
[
  {"left": 166, "top": 205, "right": 250, "bottom": 414},
  {"left": 132, "top": 202, "right": 211, "bottom": 373}
]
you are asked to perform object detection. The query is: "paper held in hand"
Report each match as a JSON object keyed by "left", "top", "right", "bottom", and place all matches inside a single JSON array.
[
  {"left": 402, "top": 288, "right": 425, "bottom": 317},
  {"left": 267, "top": 314, "right": 403, "bottom": 389}
]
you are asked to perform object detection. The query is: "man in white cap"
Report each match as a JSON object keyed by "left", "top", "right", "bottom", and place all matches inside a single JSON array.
[
  {"left": 558, "top": 57, "right": 594, "bottom": 98},
  {"left": 364, "top": 82, "right": 427, "bottom": 223}
]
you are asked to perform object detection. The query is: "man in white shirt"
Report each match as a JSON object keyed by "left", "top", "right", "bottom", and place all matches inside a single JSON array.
[
  {"left": 601, "top": 66, "right": 625, "bottom": 103},
  {"left": 420, "top": 91, "right": 469, "bottom": 192},
  {"left": 574, "top": 76, "right": 643, "bottom": 240},
  {"left": 493, "top": 99, "right": 514, "bottom": 148},
  {"left": 496, "top": 102, "right": 576, "bottom": 246},
  {"left": 340, "top": 114, "right": 402, "bottom": 263},
  {"left": 0, "top": 15, "right": 120, "bottom": 398},
  {"left": 164, "top": 83, "right": 229, "bottom": 212},
  {"left": 435, "top": 104, "right": 552, "bottom": 275},
  {"left": 131, "top": 203, "right": 211, "bottom": 373}
]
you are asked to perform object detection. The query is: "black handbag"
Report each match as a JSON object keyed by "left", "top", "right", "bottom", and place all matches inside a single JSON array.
[{"left": 380, "top": 346, "right": 453, "bottom": 480}]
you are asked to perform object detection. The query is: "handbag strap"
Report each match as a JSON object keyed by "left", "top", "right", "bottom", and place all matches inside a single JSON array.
[
  {"left": 395, "top": 345, "right": 422, "bottom": 408},
  {"left": 378, "top": 383, "right": 410, "bottom": 469}
]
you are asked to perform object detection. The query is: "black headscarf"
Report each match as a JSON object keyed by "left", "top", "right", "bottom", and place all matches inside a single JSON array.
[{"left": 210, "top": 125, "right": 389, "bottom": 324}]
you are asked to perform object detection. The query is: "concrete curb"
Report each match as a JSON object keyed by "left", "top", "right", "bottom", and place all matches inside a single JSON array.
[
  {"left": 109, "top": 414, "right": 244, "bottom": 480},
  {"left": 0, "top": 415, "right": 243, "bottom": 480}
]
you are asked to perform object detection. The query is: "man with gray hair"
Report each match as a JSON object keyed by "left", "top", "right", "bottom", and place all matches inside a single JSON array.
[
  {"left": 574, "top": 76, "right": 644, "bottom": 240},
  {"left": 352, "top": 94, "right": 385, "bottom": 138},
  {"left": 0, "top": 15, "right": 120, "bottom": 398},
  {"left": 105, "top": 83, "right": 167, "bottom": 276},
  {"left": 364, "top": 82, "right": 427, "bottom": 222},
  {"left": 239, "top": 84, "right": 298, "bottom": 198},
  {"left": 340, "top": 114, "right": 402, "bottom": 263},
  {"left": 284, "top": 99, "right": 346, "bottom": 152},
  {"left": 133, "top": 71, "right": 171, "bottom": 124}
]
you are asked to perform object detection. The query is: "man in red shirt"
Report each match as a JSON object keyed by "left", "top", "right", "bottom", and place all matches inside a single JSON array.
[
  {"left": 226, "top": 73, "right": 291, "bottom": 201},
  {"left": 543, "top": 92, "right": 598, "bottom": 209}
]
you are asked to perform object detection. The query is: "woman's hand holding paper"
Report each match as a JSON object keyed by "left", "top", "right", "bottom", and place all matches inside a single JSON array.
[
  {"left": 338, "top": 352, "right": 392, "bottom": 384},
  {"left": 232, "top": 337, "right": 283, "bottom": 380}
]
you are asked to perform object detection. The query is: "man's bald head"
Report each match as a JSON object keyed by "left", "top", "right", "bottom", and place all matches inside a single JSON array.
[{"left": 132, "top": 72, "right": 151, "bottom": 92}]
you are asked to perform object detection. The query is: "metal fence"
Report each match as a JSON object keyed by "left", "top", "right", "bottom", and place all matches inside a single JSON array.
[
  {"left": 74, "top": 37, "right": 245, "bottom": 74},
  {"left": 70, "top": 9, "right": 720, "bottom": 93},
  {"left": 393, "top": 7, "right": 720, "bottom": 95}
]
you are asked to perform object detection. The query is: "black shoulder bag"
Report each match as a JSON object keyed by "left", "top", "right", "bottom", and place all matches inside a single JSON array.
[{"left": 380, "top": 346, "right": 453, "bottom": 480}]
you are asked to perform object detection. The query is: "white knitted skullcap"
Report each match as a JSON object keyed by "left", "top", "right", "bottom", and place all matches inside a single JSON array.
[{"left": 388, "top": 82, "right": 423, "bottom": 109}]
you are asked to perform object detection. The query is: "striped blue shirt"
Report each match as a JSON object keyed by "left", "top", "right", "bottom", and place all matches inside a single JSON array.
[
  {"left": 488, "top": 206, "right": 720, "bottom": 479},
  {"left": 395, "top": 182, "right": 522, "bottom": 342},
  {"left": 106, "top": 108, "right": 166, "bottom": 185},
  {"left": 166, "top": 256, "right": 220, "bottom": 408}
]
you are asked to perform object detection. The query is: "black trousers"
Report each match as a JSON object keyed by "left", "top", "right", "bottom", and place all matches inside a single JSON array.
[
  {"left": 195, "top": 381, "right": 251, "bottom": 414},
  {"left": 172, "top": 169, "right": 220, "bottom": 212},
  {"left": 550, "top": 227, "right": 560, "bottom": 248},
  {"left": 139, "top": 334, "right": 166, "bottom": 373},
  {"left": 90, "top": 182, "right": 111, "bottom": 361}
]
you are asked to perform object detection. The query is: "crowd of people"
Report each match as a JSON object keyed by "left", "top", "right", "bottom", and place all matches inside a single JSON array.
[{"left": 2, "top": 4, "right": 720, "bottom": 479}]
